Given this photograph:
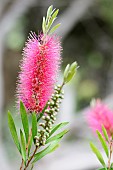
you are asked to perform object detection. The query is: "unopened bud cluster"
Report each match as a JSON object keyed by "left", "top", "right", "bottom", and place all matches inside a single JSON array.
[
  {"left": 64, "top": 61, "right": 78, "bottom": 84},
  {"left": 35, "top": 84, "right": 64, "bottom": 147}
]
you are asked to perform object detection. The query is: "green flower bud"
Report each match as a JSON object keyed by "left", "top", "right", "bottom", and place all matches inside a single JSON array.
[
  {"left": 55, "top": 108, "right": 59, "bottom": 112},
  {"left": 39, "top": 123, "right": 45, "bottom": 127},
  {"left": 42, "top": 116, "right": 46, "bottom": 120},
  {"left": 46, "top": 129, "right": 51, "bottom": 133},
  {"left": 36, "top": 143, "right": 40, "bottom": 147},
  {"left": 46, "top": 115, "right": 50, "bottom": 120},
  {"left": 54, "top": 86, "right": 58, "bottom": 90},
  {"left": 55, "top": 94, "right": 60, "bottom": 98},
  {"left": 53, "top": 112, "right": 57, "bottom": 116},
  {"left": 51, "top": 120, "right": 55, "bottom": 124},
  {"left": 41, "top": 129, "right": 46, "bottom": 133},
  {"left": 63, "top": 61, "right": 78, "bottom": 84},
  {"left": 50, "top": 101, "right": 54, "bottom": 105},
  {"left": 34, "top": 136, "right": 39, "bottom": 140},
  {"left": 45, "top": 109, "right": 50, "bottom": 114},
  {"left": 51, "top": 108, "right": 55, "bottom": 112},
  {"left": 46, "top": 133, "right": 49, "bottom": 137},
  {"left": 64, "top": 64, "right": 70, "bottom": 81},
  {"left": 53, "top": 117, "right": 56, "bottom": 121},
  {"left": 57, "top": 84, "right": 61, "bottom": 88},
  {"left": 38, "top": 129, "right": 41, "bottom": 133}
]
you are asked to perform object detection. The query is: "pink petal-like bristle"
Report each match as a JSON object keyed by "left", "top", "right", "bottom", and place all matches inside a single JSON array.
[
  {"left": 16, "top": 32, "right": 61, "bottom": 113},
  {"left": 86, "top": 99, "right": 113, "bottom": 137}
]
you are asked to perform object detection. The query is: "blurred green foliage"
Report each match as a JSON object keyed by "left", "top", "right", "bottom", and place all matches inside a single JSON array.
[{"left": 6, "top": 19, "right": 26, "bottom": 51}]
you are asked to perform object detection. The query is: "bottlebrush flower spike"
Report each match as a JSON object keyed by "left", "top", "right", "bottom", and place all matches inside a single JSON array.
[
  {"left": 17, "top": 6, "right": 61, "bottom": 113},
  {"left": 87, "top": 99, "right": 113, "bottom": 137}
]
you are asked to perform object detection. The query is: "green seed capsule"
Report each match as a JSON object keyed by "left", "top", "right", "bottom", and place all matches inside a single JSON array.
[
  {"left": 45, "top": 109, "right": 50, "bottom": 113},
  {"left": 38, "top": 129, "right": 41, "bottom": 133},
  {"left": 42, "top": 116, "right": 46, "bottom": 120},
  {"left": 36, "top": 143, "right": 40, "bottom": 147},
  {"left": 46, "top": 133, "right": 49, "bottom": 137},
  {"left": 34, "top": 136, "right": 39, "bottom": 140}
]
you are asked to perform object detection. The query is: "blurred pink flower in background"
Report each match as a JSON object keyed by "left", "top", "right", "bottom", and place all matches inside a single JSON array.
[
  {"left": 17, "top": 33, "right": 61, "bottom": 113},
  {"left": 87, "top": 99, "right": 113, "bottom": 137}
]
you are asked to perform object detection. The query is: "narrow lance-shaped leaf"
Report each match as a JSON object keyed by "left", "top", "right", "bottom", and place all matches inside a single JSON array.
[
  {"left": 20, "top": 101, "right": 29, "bottom": 143},
  {"left": 46, "top": 129, "right": 69, "bottom": 144},
  {"left": 48, "top": 144, "right": 59, "bottom": 154},
  {"left": 64, "top": 64, "right": 70, "bottom": 80},
  {"left": 102, "top": 125, "right": 109, "bottom": 142},
  {"left": 111, "top": 163, "right": 113, "bottom": 168},
  {"left": 96, "top": 130, "right": 109, "bottom": 158},
  {"left": 49, "top": 23, "right": 61, "bottom": 34},
  {"left": 8, "top": 111, "right": 21, "bottom": 153},
  {"left": 90, "top": 142, "right": 106, "bottom": 167},
  {"left": 46, "top": 5, "right": 53, "bottom": 22},
  {"left": 49, "top": 122, "right": 69, "bottom": 137},
  {"left": 52, "top": 9, "right": 59, "bottom": 20},
  {"left": 47, "top": 9, "right": 59, "bottom": 32},
  {"left": 20, "top": 129, "right": 26, "bottom": 164},
  {"left": 32, "top": 113, "right": 37, "bottom": 143},
  {"left": 33, "top": 139, "right": 61, "bottom": 163},
  {"left": 42, "top": 17, "right": 46, "bottom": 34}
]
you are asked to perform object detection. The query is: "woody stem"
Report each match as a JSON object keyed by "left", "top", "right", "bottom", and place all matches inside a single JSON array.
[{"left": 108, "top": 140, "right": 113, "bottom": 170}]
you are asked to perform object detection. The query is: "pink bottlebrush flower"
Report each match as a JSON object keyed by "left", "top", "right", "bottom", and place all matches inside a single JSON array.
[
  {"left": 17, "top": 32, "right": 61, "bottom": 113},
  {"left": 87, "top": 99, "right": 113, "bottom": 137}
]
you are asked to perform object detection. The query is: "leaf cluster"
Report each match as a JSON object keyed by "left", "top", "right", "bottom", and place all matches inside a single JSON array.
[
  {"left": 90, "top": 126, "right": 110, "bottom": 170},
  {"left": 64, "top": 61, "right": 78, "bottom": 84},
  {"left": 42, "top": 5, "right": 61, "bottom": 35},
  {"left": 8, "top": 101, "right": 69, "bottom": 168}
]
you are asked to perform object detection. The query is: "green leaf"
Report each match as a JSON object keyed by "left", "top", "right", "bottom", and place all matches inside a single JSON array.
[
  {"left": 65, "top": 71, "right": 76, "bottom": 83},
  {"left": 47, "top": 17, "right": 55, "bottom": 32},
  {"left": 46, "top": 129, "right": 69, "bottom": 144},
  {"left": 28, "top": 136, "right": 33, "bottom": 157},
  {"left": 63, "top": 62, "right": 78, "bottom": 84},
  {"left": 49, "top": 122, "right": 69, "bottom": 137},
  {"left": 102, "top": 125, "right": 109, "bottom": 142},
  {"left": 33, "top": 139, "right": 61, "bottom": 163},
  {"left": 48, "top": 144, "right": 59, "bottom": 153},
  {"left": 32, "top": 113, "right": 37, "bottom": 143},
  {"left": 37, "top": 103, "right": 48, "bottom": 122},
  {"left": 47, "top": 9, "right": 59, "bottom": 32},
  {"left": 8, "top": 111, "right": 21, "bottom": 153},
  {"left": 111, "top": 162, "right": 113, "bottom": 168},
  {"left": 52, "top": 9, "right": 59, "bottom": 20},
  {"left": 96, "top": 130, "right": 109, "bottom": 158},
  {"left": 47, "top": 9, "right": 59, "bottom": 29},
  {"left": 70, "top": 61, "right": 78, "bottom": 72},
  {"left": 90, "top": 142, "right": 106, "bottom": 167},
  {"left": 98, "top": 168, "right": 108, "bottom": 170},
  {"left": 42, "top": 17, "right": 46, "bottom": 34},
  {"left": 64, "top": 64, "right": 70, "bottom": 80},
  {"left": 49, "top": 23, "right": 61, "bottom": 34},
  {"left": 46, "top": 5, "right": 53, "bottom": 22},
  {"left": 20, "top": 101, "right": 29, "bottom": 143},
  {"left": 20, "top": 129, "right": 26, "bottom": 164}
]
